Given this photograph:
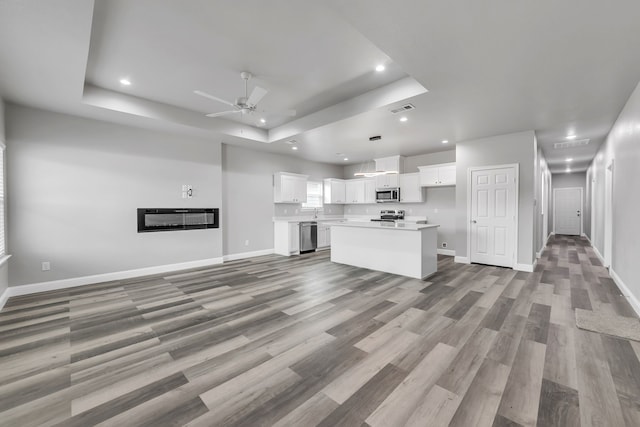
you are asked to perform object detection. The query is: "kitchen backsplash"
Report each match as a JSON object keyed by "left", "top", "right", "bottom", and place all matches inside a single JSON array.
[{"left": 273, "top": 203, "right": 345, "bottom": 217}]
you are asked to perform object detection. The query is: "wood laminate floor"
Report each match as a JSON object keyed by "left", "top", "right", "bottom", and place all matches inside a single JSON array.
[{"left": 1, "top": 235, "right": 640, "bottom": 426}]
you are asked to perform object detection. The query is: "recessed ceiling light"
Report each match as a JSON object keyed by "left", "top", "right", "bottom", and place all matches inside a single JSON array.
[
  {"left": 566, "top": 158, "right": 573, "bottom": 162},
  {"left": 400, "top": 117, "right": 408, "bottom": 122},
  {"left": 260, "top": 118, "right": 266, "bottom": 124},
  {"left": 442, "top": 140, "right": 449, "bottom": 144},
  {"left": 119, "top": 78, "right": 131, "bottom": 86},
  {"left": 291, "top": 146, "right": 298, "bottom": 150},
  {"left": 566, "top": 134, "right": 577, "bottom": 140},
  {"left": 343, "top": 157, "right": 349, "bottom": 161},
  {"left": 375, "top": 64, "right": 385, "bottom": 72}
]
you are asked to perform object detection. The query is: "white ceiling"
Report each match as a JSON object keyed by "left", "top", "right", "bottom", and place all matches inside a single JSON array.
[{"left": 2, "top": 0, "right": 640, "bottom": 173}]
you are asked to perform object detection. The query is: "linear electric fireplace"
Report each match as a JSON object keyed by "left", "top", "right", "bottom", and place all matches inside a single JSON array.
[{"left": 137, "top": 208, "right": 219, "bottom": 233}]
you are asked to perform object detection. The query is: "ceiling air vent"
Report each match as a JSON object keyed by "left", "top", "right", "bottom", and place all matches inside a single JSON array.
[
  {"left": 389, "top": 104, "right": 415, "bottom": 114},
  {"left": 553, "top": 139, "right": 590, "bottom": 149}
]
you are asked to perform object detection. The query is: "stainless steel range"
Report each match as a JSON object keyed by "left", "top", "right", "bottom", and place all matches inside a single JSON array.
[{"left": 370, "top": 209, "right": 405, "bottom": 223}]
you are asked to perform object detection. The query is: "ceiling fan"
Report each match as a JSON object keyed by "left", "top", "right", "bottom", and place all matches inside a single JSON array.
[{"left": 194, "top": 71, "right": 296, "bottom": 124}]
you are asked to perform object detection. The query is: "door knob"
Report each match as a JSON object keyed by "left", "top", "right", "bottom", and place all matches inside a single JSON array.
[{"left": 472, "top": 220, "right": 477, "bottom": 224}]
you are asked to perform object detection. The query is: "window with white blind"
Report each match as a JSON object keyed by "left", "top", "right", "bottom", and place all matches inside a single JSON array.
[
  {"left": 302, "top": 181, "right": 323, "bottom": 210},
  {"left": 0, "top": 144, "right": 5, "bottom": 257}
]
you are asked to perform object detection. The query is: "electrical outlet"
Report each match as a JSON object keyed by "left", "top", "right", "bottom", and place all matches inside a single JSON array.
[
  {"left": 284, "top": 209, "right": 287, "bottom": 214},
  {"left": 442, "top": 242, "right": 447, "bottom": 248},
  {"left": 434, "top": 208, "right": 439, "bottom": 213},
  {"left": 41, "top": 261, "right": 50, "bottom": 271},
  {"left": 244, "top": 240, "right": 249, "bottom": 246},
  {"left": 409, "top": 208, "right": 413, "bottom": 214}
]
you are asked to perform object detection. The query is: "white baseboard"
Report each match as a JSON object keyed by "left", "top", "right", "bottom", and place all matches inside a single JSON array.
[
  {"left": 7, "top": 257, "right": 224, "bottom": 299},
  {"left": 592, "top": 245, "right": 606, "bottom": 266},
  {"left": 610, "top": 268, "right": 640, "bottom": 318},
  {"left": 583, "top": 233, "right": 592, "bottom": 244},
  {"left": 514, "top": 260, "right": 536, "bottom": 272},
  {"left": 454, "top": 256, "right": 470, "bottom": 264},
  {"left": 0, "top": 287, "right": 9, "bottom": 311},
  {"left": 223, "top": 249, "right": 274, "bottom": 262},
  {"left": 437, "top": 249, "right": 456, "bottom": 256}
]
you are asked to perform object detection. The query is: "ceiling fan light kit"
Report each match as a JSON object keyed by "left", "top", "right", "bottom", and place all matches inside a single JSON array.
[{"left": 194, "top": 71, "right": 296, "bottom": 125}]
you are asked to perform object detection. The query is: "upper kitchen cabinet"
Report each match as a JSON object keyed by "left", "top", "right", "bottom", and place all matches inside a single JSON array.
[
  {"left": 274, "top": 172, "right": 308, "bottom": 203},
  {"left": 375, "top": 155, "right": 405, "bottom": 174},
  {"left": 323, "top": 178, "right": 346, "bottom": 204},
  {"left": 363, "top": 178, "right": 376, "bottom": 203},
  {"left": 399, "top": 173, "right": 424, "bottom": 203},
  {"left": 345, "top": 179, "right": 365, "bottom": 204},
  {"left": 418, "top": 163, "right": 456, "bottom": 187},
  {"left": 375, "top": 173, "right": 399, "bottom": 189},
  {"left": 374, "top": 155, "right": 404, "bottom": 189},
  {"left": 343, "top": 178, "right": 376, "bottom": 204}
]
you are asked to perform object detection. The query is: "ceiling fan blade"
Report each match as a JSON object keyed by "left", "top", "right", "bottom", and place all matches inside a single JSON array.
[
  {"left": 247, "top": 86, "right": 268, "bottom": 106},
  {"left": 194, "top": 90, "right": 236, "bottom": 108},
  {"left": 205, "top": 110, "right": 241, "bottom": 118}
]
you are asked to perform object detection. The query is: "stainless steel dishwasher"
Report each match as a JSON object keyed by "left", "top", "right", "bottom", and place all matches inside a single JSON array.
[{"left": 299, "top": 221, "right": 317, "bottom": 253}]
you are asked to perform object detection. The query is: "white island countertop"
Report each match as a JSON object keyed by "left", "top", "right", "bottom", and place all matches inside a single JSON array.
[{"left": 325, "top": 221, "right": 439, "bottom": 231}]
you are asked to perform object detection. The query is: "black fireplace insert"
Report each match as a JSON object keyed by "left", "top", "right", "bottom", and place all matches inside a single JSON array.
[{"left": 137, "top": 208, "right": 219, "bottom": 233}]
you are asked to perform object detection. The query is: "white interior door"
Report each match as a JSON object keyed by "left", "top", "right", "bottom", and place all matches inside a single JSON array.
[
  {"left": 554, "top": 188, "right": 582, "bottom": 236},
  {"left": 470, "top": 167, "right": 516, "bottom": 268}
]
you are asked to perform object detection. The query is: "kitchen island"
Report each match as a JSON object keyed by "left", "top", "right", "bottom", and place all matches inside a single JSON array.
[{"left": 327, "top": 221, "right": 440, "bottom": 279}]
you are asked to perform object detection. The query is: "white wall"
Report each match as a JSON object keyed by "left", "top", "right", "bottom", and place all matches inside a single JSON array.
[
  {"left": 222, "top": 144, "right": 344, "bottom": 257},
  {"left": 588, "top": 79, "right": 640, "bottom": 306},
  {"left": 0, "top": 98, "right": 7, "bottom": 298},
  {"left": 534, "top": 146, "right": 552, "bottom": 255},
  {"left": 455, "top": 130, "right": 536, "bottom": 266},
  {"left": 342, "top": 150, "right": 457, "bottom": 251},
  {"left": 6, "top": 105, "right": 223, "bottom": 287},
  {"left": 551, "top": 172, "right": 586, "bottom": 235}
]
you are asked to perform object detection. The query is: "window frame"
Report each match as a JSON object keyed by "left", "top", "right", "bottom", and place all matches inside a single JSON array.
[{"left": 301, "top": 180, "right": 324, "bottom": 211}]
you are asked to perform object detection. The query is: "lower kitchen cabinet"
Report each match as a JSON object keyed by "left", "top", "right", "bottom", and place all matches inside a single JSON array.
[
  {"left": 274, "top": 221, "right": 300, "bottom": 256},
  {"left": 317, "top": 224, "right": 331, "bottom": 249}
]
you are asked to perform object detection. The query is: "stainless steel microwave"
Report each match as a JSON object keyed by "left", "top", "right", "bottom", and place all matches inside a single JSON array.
[{"left": 376, "top": 188, "right": 400, "bottom": 203}]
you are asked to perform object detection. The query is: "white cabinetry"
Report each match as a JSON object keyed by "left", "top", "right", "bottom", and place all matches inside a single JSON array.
[
  {"left": 363, "top": 178, "right": 376, "bottom": 203},
  {"left": 375, "top": 155, "right": 405, "bottom": 174},
  {"left": 274, "top": 221, "right": 300, "bottom": 256},
  {"left": 375, "top": 173, "right": 399, "bottom": 189},
  {"left": 399, "top": 173, "right": 425, "bottom": 203},
  {"left": 345, "top": 179, "right": 364, "bottom": 204},
  {"left": 323, "top": 179, "right": 346, "bottom": 204},
  {"left": 317, "top": 224, "right": 331, "bottom": 249},
  {"left": 374, "top": 155, "right": 404, "bottom": 189},
  {"left": 274, "top": 172, "right": 308, "bottom": 203},
  {"left": 344, "top": 179, "right": 376, "bottom": 204},
  {"left": 418, "top": 163, "right": 456, "bottom": 187}
]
